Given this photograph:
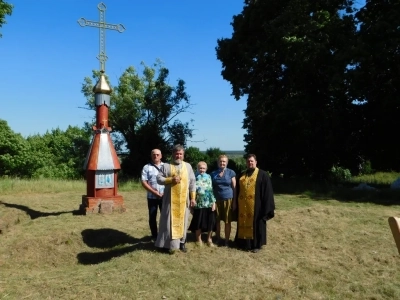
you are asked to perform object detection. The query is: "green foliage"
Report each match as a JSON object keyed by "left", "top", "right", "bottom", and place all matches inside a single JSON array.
[
  {"left": 185, "top": 148, "right": 247, "bottom": 175},
  {"left": 347, "top": 0, "right": 400, "bottom": 171},
  {"left": 0, "top": 120, "right": 90, "bottom": 179},
  {"left": 82, "top": 60, "right": 194, "bottom": 177},
  {"left": 358, "top": 159, "right": 373, "bottom": 175},
  {"left": 329, "top": 165, "right": 352, "bottom": 183},
  {"left": 185, "top": 147, "right": 247, "bottom": 174},
  {"left": 216, "top": 0, "right": 400, "bottom": 177},
  {"left": 26, "top": 126, "right": 91, "bottom": 179},
  {"left": 204, "top": 147, "right": 223, "bottom": 171},
  {"left": 185, "top": 146, "right": 207, "bottom": 170},
  {"left": 0, "top": 0, "right": 13, "bottom": 38},
  {"left": 228, "top": 157, "right": 247, "bottom": 175},
  {"left": 216, "top": 0, "right": 359, "bottom": 177},
  {"left": 0, "top": 119, "right": 40, "bottom": 177}
]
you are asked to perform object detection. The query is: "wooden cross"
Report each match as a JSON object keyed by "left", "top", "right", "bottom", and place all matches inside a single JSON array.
[{"left": 78, "top": 2, "right": 125, "bottom": 72}]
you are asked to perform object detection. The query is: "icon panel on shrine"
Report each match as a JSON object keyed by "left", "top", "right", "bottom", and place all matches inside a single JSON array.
[{"left": 95, "top": 170, "right": 114, "bottom": 188}]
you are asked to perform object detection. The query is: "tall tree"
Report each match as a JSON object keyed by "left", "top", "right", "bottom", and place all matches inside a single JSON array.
[
  {"left": 348, "top": 0, "right": 400, "bottom": 171},
  {"left": 0, "top": 0, "right": 12, "bottom": 38},
  {"left": 82, "top": 60, "right": 194, "bottom": 177},
  {"left": 216, "top": 0, "right": 359, "bottom": 177}
]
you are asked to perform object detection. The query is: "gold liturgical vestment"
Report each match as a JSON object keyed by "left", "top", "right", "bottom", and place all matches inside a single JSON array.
[
  {"left": 170, "top": 163, "right": 188, "bottom": 239},
  {"left": 238, "top": 168, "right": 259, "bottom": 239}
]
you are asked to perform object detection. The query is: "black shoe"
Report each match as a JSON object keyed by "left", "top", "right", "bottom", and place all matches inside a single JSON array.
[
  {"left": 158, "top": 247, "right": 169, "bottom": 254},
  {"left": 251, "top": 248, "right": 260, "bottom": 253},
  {"left": 217, "top": 239, "right": 227, "bottom": 247},
  {"left": 179, "top": 243, "right": 187, "bottom": 253}
]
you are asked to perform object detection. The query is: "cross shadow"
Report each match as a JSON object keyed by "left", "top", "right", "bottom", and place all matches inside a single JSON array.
[
  {"left": 0, "top": 201, "right": 82, "bottom": 219},
  {"left": 77, "top": 228, "right": 158, "bottom": 265}
]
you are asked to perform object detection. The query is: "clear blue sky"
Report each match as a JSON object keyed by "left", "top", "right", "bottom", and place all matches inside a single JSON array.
[{"left": 0, "top": 0, "right": 247, "bottom": 151}]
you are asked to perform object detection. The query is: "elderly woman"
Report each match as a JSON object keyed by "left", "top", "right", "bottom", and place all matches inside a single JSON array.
[{"left": 211, "top": 154, "right": 236, "bottom": 247}]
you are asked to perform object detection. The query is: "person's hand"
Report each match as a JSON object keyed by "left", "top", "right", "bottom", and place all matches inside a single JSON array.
[
  {"left": 173, "top": 175, "right": 181, "bottom": 184},
  {"left": 190, "top": 199, "right": 196, "bottom": 207},
  {"left": 159, "top": 193, "right": 163, "bottom": 199},
  {"left": 211, "top": 203, "right": 216, "bottom": 211}
]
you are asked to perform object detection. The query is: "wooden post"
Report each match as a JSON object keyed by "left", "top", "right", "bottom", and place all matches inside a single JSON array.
[{"left": 388, "top": 217, "right": 400, "bottom": 255}]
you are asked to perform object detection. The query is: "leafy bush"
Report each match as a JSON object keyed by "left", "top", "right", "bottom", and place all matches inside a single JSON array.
[
  {"left": 27, "top": 126, "right": 91, "bottom": 179},
  {"left": 205, "top": 147, "right": 224, "bottom": 171},
  {"left": 229, "top": 157, "right": 246, "bottom": 175},
  {"left": 0, "top": 119, "right": 43, "bottom": 177},
  {"left": 0, "top": 120, "right": 91, "bottom": 179},
  {"left": 185, "top": 146, "right": 207, "bottom": 170},
  {"left": 359, "top": 160, "right": 373, "bottom": 175},
  {"left": 329, "top": 165, "right": 352, "bottom": 182}
]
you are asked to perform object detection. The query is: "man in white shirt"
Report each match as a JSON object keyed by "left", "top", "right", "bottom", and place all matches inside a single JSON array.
[{"left": 141, "top": 149, "right": 164, "bottom": 240}]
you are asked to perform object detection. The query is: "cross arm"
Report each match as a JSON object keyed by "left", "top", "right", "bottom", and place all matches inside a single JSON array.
[{"left": 77, "top": 18, "right": 126, "bottom": 33}]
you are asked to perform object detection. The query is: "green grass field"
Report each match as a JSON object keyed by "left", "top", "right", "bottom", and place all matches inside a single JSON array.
[{"left": 1, "top": 175, "right": 400, "bottom": 299}]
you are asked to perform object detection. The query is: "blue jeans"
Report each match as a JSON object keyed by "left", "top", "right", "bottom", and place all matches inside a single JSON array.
[{"left": 147, "top": 198, "right": 162, "bottom": 238}]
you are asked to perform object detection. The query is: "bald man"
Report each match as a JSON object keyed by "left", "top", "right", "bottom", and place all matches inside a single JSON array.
[{"left": 141, "top": 149, "right": 165, "bottom": 240}]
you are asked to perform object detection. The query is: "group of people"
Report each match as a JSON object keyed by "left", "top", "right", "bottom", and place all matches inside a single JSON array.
[{"left": 141, "top": 145, "right": 275, "bottom": 254}]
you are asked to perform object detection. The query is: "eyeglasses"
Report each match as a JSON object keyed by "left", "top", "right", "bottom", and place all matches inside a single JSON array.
[{"left": 152, "top": 154, "right": 161, "bottom": 156}]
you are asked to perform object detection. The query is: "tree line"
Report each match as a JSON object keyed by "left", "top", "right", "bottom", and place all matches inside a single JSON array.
[
  {"left": 1, "top": 0, "right": 399, "bottom": 180},
  {"left": 0, "top": 120, "right": 90, "bottom": 179},
  {"left": 216, "top": 0, "right": 400, "bottom": 177},
  {"left": 0, "top": 119, "right": 247, "bottom": 179}
]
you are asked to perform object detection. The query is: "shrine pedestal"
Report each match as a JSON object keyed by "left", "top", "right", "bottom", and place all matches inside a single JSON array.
[
  {"left": 81, "top": 195, "right": 125, "bottom": 214},
  {"left": 80, "top": 170, "right": 125, "bottom": 214}
]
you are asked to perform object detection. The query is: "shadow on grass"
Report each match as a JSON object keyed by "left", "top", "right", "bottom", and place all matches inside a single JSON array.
[
  {"left": 77, "top": 228, "right": 157, "bottom": 265},
  {"left": 272, "top": 178, "right": 400, "bottom": 206},
  {"left": 0, "top": 201, "right": 83, "bottom": 219}
]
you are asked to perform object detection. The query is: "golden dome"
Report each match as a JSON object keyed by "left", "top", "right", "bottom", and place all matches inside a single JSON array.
[{"left": 93, "top": 72, "right": 112, "bottom": 94}]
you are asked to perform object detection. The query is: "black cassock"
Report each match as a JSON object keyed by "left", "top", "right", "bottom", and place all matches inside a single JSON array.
[{"left": 235, "top": 169, "right": 275, "bottom": 250}]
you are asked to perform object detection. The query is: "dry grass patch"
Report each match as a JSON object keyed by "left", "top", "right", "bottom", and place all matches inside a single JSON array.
[{"left": 0, "top": 179, "right": 400, "bottom": 299}]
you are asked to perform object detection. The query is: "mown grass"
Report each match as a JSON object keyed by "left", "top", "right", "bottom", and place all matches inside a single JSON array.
[
  {"left": 0, "top": 178, "right": 142, "bottom": 195},
  {"left": 272, "top": 171, "right": 400, "bottom": 207},
  {"left": 0, "top": 175, "right": 400, "bottom": 299},
  {"left": 351, "top": 172, "right": 400, "bottom": 186}
]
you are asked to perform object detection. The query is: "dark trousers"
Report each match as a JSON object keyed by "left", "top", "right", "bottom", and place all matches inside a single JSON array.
[{"left": 147, "top": 198, "right": 162, "bottom": 238}]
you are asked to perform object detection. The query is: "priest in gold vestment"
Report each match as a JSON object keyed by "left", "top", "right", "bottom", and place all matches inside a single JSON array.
[
  {"left": 156, "top": 145, "right": 196, "bottom": 253},
  {"left": 234, "top": 154, "right": 275, "bottom": 253}
]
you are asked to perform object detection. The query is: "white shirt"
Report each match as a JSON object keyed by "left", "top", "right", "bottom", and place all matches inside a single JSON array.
[{"left": 141, "top": 162, "right": 165, "bottom": 199}]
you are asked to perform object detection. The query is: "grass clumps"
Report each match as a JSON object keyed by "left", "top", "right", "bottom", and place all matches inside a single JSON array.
[{"left": 0, "top": 177, "right": 400, "bottom": 299}]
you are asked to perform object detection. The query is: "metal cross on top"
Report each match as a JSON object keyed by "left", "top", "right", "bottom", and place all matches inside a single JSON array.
[{"left": 77, "top": 2, "right": 125, "bottom": 72}]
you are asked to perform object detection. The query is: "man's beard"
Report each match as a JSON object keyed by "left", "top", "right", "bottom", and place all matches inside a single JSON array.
[{"left": 174, "top": 159, "right": 182, "bottom": 164}]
